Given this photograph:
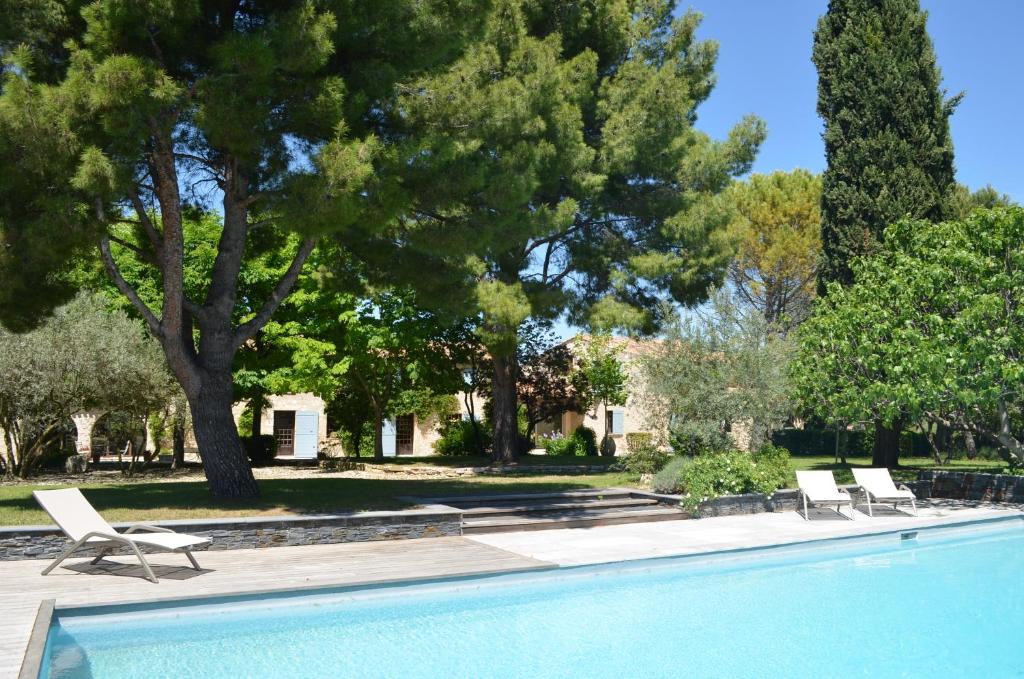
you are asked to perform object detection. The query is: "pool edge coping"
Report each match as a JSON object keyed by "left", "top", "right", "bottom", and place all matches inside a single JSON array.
[
  {"left": 18, "top": 599, "right": 52, "bottom": 679},
  {"left": 20, "top": 510, "right": 1024, "bottom": 677}
]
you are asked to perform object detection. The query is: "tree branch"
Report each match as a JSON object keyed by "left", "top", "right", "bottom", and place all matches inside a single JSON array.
[
  {"left": 99, "top": 235, "right": 162, "bottom": 337},
  {"left": 233, "top": 237, "right": 317, "bottom": 346},
  {"left": 129, "top": 191, "right": 163, "bottom": 257},
  {"left": 107, "top": 234, "right": 158, "bottom": 266}
]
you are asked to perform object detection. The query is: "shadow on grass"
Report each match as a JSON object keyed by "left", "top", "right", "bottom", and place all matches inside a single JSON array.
[{"left": 0, "top": 474, "right": 628, "bottom": 525}]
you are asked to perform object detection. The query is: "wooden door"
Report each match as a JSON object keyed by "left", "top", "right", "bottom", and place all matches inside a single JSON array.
[{"left": 273, "top": 410, "right": 296, "bottom": 456}]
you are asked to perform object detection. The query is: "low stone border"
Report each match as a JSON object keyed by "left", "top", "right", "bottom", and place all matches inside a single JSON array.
[
  {"left": 915, "top": 470, "right": 1024, "bottom": 503},
  {"left": 0, "top": 505, "right": 462, "bottom": 561}
]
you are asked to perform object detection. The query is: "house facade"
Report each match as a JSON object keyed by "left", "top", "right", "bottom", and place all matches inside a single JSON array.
[{"left": 534, "top": 336, "right": 661, "bottom": 455}]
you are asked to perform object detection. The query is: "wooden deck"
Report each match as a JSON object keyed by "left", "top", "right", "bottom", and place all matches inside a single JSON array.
[{"left": 0, "top": 537, "right": 551, "bottom": 677}]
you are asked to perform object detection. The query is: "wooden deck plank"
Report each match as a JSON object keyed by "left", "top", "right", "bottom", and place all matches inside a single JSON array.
[{"left": 0, "top": 537, "right": 551, "bottom": 677}]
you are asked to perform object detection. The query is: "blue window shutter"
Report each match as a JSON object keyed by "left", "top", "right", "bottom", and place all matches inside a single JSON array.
[
  {"left": 612, "top": 411, "right": 625, "bottom": 435},
  {"left": 381, "top": 418, "right": 397, "bottom": 457},
  {"left": 294, "top": 411, "right": 319, "bottom": 459}
]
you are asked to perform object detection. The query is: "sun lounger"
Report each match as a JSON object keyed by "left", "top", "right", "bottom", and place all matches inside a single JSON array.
[
  {"left": 852, "top": 468, "right": 918, "bottom": 517},
  {"left": 33, "top": 488, "right": 210, "bottom": 583},
  {"left": 796, "top": 470, "right": 856, "bottom": 520}
]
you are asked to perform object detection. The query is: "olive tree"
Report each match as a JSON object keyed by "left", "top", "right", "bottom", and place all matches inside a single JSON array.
[{"left": 0, "top": 292, "right": 175, "bottom": 477}]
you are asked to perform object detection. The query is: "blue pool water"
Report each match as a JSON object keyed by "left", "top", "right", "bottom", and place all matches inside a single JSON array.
[{"left": 42, "top": 518, "right": 1024, "bottom": 678}]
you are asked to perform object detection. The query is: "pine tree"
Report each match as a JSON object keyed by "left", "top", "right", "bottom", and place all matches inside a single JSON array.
[
  {"left": 357, "top": 1, "right": 765, "bottom": 461},
  {"left": 0, "top": 2, "right": 479, "bottom": 498},
  {"left": 812, "top": 0, "right": 959, "bottom": 467}
]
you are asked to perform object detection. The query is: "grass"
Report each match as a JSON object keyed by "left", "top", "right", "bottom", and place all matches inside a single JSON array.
[
  {"left": 790, "top": 455, "right": 1009, "bottom": 485},
  {"left": 348, "top": 454, "right": 617, "bottom": 467},
  {"left": 0, "top": 471, "right": 634, "bottom": 527}
]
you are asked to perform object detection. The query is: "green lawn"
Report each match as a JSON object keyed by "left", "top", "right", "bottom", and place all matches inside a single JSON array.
[
  {"left": 0, "top": 471, "right": 633, "bottom": 527},
  {"left": 790, "top": 455, "right": 1008, "bottom": 485},
  {"left": 350, "top": 454, "right": 617, "bottom": 468}
]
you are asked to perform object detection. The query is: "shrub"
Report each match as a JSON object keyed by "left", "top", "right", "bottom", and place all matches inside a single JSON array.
[
  {"left": 669, "top": 422, "right": 731, "bottom": 456},
  {"left": 625, "top": 432, "right": 654, "bottom": 452},
  {"left": 572, "top": 425, "right": 598, "bottom": 456},
  {"left": 614, "top": 443, "right": 670, "bottom": 475},
  {"left": 752, "top": 442, "right": 793, "bottom": 490},
  {"left": 242, "top": 434, "right": 277, "bottom": 467},
  {"left": 678, "top": 449, "right": 791, "bottom": 510},
  {"left": 651, "top": 456, "right": 689, "bottom": 493},
  {"left": 542, "top": 433, "right": 576, "bottom": 456},
  {"left": 434, "top": 419, "right": 490, "bottom": 456}
]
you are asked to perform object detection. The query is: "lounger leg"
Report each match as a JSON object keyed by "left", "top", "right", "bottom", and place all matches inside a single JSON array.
[
  {"left": 911, "top": 498, "right": 918, "bottom": 517},
  {"left": 127, "top": 542, "right": 159, "bottom": 583},
  {"left": 866, "top": 492, "right": 874, "bottom": 517},
  {"left": 802, "top": 494, "right": 809, "bottom": 520},
  {"left": 90, "top": 548, "right": 112, "bottom": 565},
  {"left": 183, "top": 549, "right": 201, "bottom": 571},
  {"left": 41, "top": 536, "right": 91, "bottom": 576}
]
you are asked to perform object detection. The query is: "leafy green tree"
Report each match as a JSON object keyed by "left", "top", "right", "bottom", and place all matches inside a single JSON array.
[
  {"left": 724, "top": 170, "right": 822, "bottom": 331},
  {"left": 794, "top": 208, "right": 1024, "bottom": 468},
  {"left": 574, "top": 334, "right": 629, "bottom": 456},
  {"left": 638, "top": 289, "right": 794, "bottom": 454},
  {"left": 0, "top": 2, "right": 478, "bottom": 497},
  {"left": 813, "top": 0, "right": 959, "bottom": 463},
  {"left": 0, "top": 292, "right": 174, "bottom": 477},
  {"left": 288, "top": 289, "right": 471, "bottom": 460},
  {"left": 358, "top": 2, "right": 764, "bottom": 461}
]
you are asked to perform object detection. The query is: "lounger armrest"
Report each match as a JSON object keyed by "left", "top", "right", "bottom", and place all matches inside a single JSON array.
[{"left": 123, "top": 524, "right": 175, "bottom": 535}]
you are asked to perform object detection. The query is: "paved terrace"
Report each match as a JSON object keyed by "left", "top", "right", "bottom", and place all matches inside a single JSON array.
[{"left": 2, "top": 501, "right": 1021, "bottom": 677}]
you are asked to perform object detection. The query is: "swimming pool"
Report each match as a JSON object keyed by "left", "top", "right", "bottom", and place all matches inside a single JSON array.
[{"left": 39, "top": 517, "right": 1023, "bottom": 678}]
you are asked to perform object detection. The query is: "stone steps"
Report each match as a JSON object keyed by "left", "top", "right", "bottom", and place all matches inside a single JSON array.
[
  {"left": 460, "top": 497, "right": 659, "bottom": 518},
  {"left": 415, "top": 488, "right": 688, "bottom": 534},
  {"left": 462, "top": 506, "right": 687, "bottom": 534}
]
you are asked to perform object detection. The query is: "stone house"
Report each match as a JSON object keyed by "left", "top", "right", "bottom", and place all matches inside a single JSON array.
[{"left": 534, "top": 335, "right": 753, "bottom": 454}]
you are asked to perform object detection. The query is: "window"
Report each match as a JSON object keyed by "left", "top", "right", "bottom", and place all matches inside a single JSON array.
[{"left": 605, "top": 410, "right": 625, "bottom": 436}]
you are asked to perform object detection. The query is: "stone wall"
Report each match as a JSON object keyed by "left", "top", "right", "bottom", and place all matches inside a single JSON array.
[
  {"left": 697, "top": 488, "right": 800, "bottom": 518},
  {"left": 0, "top": 506, "right": 462, "bottom": 561},
  {"left": 915, "top": 470, "right": 1024, "bottom": 503}
]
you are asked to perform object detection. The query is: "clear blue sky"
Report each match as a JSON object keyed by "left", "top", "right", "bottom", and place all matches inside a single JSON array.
[{"left": 692, "top": 0, "right": 1024, "bottom": 200}]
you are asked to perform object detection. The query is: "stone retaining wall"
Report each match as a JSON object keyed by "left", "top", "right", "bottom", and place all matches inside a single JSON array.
[
  {"left": 916, "top": 470, "right": 1024, "bottom": 503},
  {"left": 0, "top": 506, "right": 462, "bottom": 561},
  {"left": 697, "top": 488, "right": 801, "bottom": 518}
]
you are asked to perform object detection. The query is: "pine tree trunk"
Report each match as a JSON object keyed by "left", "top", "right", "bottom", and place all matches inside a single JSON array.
[
  {"left": 872, "top": 419, "right": 903, "bottom": 469},
  {"left": 491, "top": 353, "right": 519, "bottom": 463},
  {"left": 188, "top": 377, "right": 260, "bottom": 499}
]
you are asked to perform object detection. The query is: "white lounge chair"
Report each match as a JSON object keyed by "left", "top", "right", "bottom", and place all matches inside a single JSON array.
[
  {"left": 796, "top": 470, "right": 856, "bottom": 520},
  {"left": 852, "top": 468, "right": 918, "bottom": 517},
  {"left": 33, "top": 488, "right": 210, "bottom": 583}
]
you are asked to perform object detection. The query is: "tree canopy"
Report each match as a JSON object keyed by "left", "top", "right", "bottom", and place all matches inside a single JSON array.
[
  {"left": 354, "top": 1, "right": 764, "bottom": 461},
  {"left": 0, "top": 1, "right": 480, "bottom": 497},
  {"left": 813, "top": 0, "right": 958, "bottom": 290},
  {"left": 794, "top": 208, "right": 1024, "bottom": 467},
  {"left": 724, "top": 169, "right": 822, "bottom": 331}
]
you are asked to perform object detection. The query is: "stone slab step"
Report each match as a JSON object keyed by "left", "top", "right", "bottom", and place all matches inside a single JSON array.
[
  {"left": 420, "top": 488, "right": 635, "bottom": 508},
  {"left": 461, "top": 497, "right": 659, "bottom": 517},
  {"left": 462, "top": 507, "right": 688, "bottom": 534}
]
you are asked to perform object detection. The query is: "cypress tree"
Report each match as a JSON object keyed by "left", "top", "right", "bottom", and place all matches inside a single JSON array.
[{"left": 812, "top": 0, "right": 959, "bottom": 467}]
